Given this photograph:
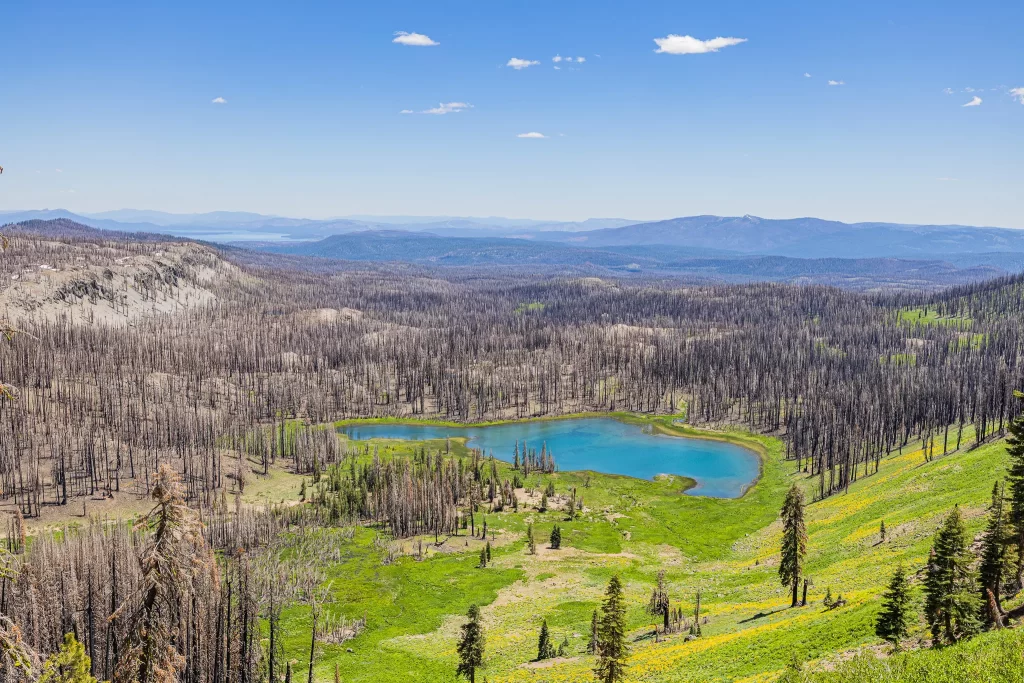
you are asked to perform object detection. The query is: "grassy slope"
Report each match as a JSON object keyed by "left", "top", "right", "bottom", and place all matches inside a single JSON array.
[
  {"left": 267, "top": 418, "right": 1009, "bottom": 683},
  {"left": 792, "top": 628, "right": 1024, "bottom": 682}
]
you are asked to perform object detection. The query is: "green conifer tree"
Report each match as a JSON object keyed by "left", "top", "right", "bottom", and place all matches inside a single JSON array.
[
  {"left": 456, "top": 605, "right": 485, "bottom": 683},
  {"left": 1006, "top": 392, "right": 1024, "bottom": 588},
  {"left": 550, "top": 525, "right": 562, "bottom": 550},
  {"left": 978, "top": 481, "right": 1011, "bottom": 620},
  {"left": 587, "top": 610, "right": 599, "bottom": 655},
  {"left": 527, "top": 524, "right": 537, "bottom": 555},
  {"left": 779, "top": 484, "right": 808, "bottom": 607},
  {"left": 38, "top": 633, "right": 97, "bottom": 683},
  {"left": 537, "top": 619, "right": 553, "bottom": 660},
  {"left": 875, "top": 565, "right": 913, "bottom": 650},
  {"left": 924, "top": 507, "right": 981, "bottom": 645},
  {"left": 595, "top": 576, "right": 629, "bottom": 683}
]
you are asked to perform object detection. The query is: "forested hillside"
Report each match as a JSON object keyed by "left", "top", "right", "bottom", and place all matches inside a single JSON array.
[{"left": 0, "top": 221, "right": 1022, "bottom": 682}]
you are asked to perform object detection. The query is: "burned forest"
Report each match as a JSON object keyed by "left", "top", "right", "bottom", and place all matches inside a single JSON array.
[{"left": 1, "top": 219, "right": 1023, "bottom": 681}]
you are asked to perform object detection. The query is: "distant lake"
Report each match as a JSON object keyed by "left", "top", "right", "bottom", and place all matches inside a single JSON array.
[{"left": 338, "top": 417, "right": 760, "bottom": 498}]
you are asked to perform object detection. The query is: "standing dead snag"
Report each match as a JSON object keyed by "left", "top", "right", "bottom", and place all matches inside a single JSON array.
[{"left": 111, "top": 464, "right": 213, "bottom": 683}]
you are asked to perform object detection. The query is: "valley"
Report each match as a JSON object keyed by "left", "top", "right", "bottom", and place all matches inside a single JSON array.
[{"left": 0, "top": 219, "right": 1021, "bottom": 682}]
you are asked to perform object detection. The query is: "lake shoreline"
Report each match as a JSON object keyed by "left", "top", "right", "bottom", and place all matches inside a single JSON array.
[{"left": 335, "top": 412, "right": 765, "bottom": 499}]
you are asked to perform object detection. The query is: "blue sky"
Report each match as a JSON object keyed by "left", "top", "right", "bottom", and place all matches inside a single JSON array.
[{"left": 1, "top": 0, "right": 1022, "bottom": 226}]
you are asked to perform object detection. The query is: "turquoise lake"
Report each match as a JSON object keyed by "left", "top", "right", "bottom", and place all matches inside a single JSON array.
[{"left": 338, "top": 417, "right": 760, "bottom": 498}]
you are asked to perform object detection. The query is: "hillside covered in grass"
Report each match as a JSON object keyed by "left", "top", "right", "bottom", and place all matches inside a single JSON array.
[{"left": 254, "top": 416, "right": 1013, "bottom": 682}]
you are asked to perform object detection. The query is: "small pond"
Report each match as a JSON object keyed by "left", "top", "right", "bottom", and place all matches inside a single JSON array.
[{"left": 339, "top": 417, "right": 760, "bottom": 498}]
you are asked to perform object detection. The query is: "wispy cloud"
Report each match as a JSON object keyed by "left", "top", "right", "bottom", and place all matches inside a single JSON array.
[
  {"left": 827, "top": 80, "right": 844, "bottom": 86},
  {"left": 1010, "top": 87, "right": 1024, "bottom": 105},
  {"left": 804, "top": 72, "right": 812, "bottom": 78},
  {"left": 211, "top": 97, "right": 227, "bottom": 104},
  {"left": 962, "top": 96, "right": 982, "bottom": 107},
  {"left": 943, "top": 88, "right": 954, "bottom": 95},
  {"left": 507, "top": 57, "right": 540, "bottom": 70},
  {"left": 406, "top": 102, "right": 471, "bottom": 115},
  {"left": 653, "top": 34, "right": 746, "bottom": 55},
  {"left": 393, "top": 31, "right": 438, "bottom": 47},
  {"left": 553, "top": 55, "right": 586, "bottom": 65},
  {"left": 517, "top": 132, "right": 547, "bottom": 138}
]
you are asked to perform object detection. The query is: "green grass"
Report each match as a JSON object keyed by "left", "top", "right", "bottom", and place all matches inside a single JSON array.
[
  {"left": 790, "top": 628, "right": 1024, "bottom": 682},
  {"left": 514, "top": 301, "right": 546, "bottom": 314},
  {"left": 897, "top": 307, "right": 973, "bottom": 329},
  {"left": 267, "top": 416, "right": 1011, "bottom": 682}
]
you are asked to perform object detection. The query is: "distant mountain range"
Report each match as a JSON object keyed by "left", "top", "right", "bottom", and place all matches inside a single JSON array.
[
  {"left": 4, "top": 209, "right": 1024, "bottom": 290},
  {"left": 0, "top": 209, "right": 638, "bottom": 240},
  {"left": 518, "top": 215, "right": 1024, "bottom": 259}
]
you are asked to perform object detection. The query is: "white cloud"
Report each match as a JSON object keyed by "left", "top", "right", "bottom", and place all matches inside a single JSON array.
[
  {"left": 393, "top": 31, "right": 438, "bottom": 47},
  {"left": 399, "top": 109, "right": 414, "bottom": 114},
  {"left": 653, "top": 34, "right": 746, "bottom": 55},
  {"left": 553, "top": 54, "right": 563, "bottom": 63},
  {"left": 828, "top": 80, "right": 845, "bottom": 86},
  {"left": 507, "top": 57, "right": 540, "bottom": 70},
  {"left": 55, "top": 168, "right": 63, "bottom": 173},
  {"left": 943, "top": 87, "right": 954, "bottom": 95},
  {"left": 1010, "top": 87, "right": 1024, "bottom": 105},
  {"left": 804, "top": 72, "right": 812, "bottom": 78},
  {"left": 575, "top": 56, "right": 586, "bottom": 63},
  {"left": 517, "top": 132, "right": 547, "bottom": 138},
  {"left": 962, "top": 96, "right": 982, "bottom": 107},
  {"left": 212, "top": 97, "right": 227, "bottom": 104},
  {"left": 421, "top": 102, "right": 471, "bottom": 115}
]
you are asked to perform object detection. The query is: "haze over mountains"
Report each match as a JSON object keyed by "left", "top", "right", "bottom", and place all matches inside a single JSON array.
[{"left": 4, "top": 209, "right": 1024, "bottom": 290}]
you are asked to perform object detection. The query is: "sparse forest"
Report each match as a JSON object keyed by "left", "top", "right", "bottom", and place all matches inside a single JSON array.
[{"left": 1, "top": 220, "right": 1023, "bottom": 682}]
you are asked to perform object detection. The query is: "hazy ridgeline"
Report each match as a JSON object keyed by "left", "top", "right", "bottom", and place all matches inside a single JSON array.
[{"left": 1, "top": 224, "right": 1024, "bottom": 680}]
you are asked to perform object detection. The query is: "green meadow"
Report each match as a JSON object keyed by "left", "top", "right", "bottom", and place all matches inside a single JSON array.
[{"left": 257, "top": 417, "right": 1012, "bottom": 682}]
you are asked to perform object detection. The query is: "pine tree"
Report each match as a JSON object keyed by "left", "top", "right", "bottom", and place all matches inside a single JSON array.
[
  {"left": 479, "top": 547, "right": 487, "bottom": 568},
  {"left": 875, "top": 565, "right": 913, "bottom": 650},
  {"left": 557, "top": 636, "right": 569, "bottom": 657},
  {"left": 1006, "top": 392, "right": 1024, "bottom": 588},
  {"left": 880, "top": 519, "right": 886, "bottom": 543},
  {"left": 527, "top": 525, "right": 537, "bottom": 555},
  {"left": 595, "top": 576, "right": 629, "bottom": 683},
  {"left": 486, "top": 541, "right": 492, "bottom": 562},
  {"left": 779, "top": 484, "right": 808, "bottom": 607},
  {"left": 978, "top": 481, "right": 1011, "bottom": 619},
  {"left": 587, "top": 610, "right": 599, "bottom": 655},
  {"left": 537, "top": 619, "right": 553, "bottom": 660},
  {"left": 456, "top": 605, "right": 485, "bottom": 683},
  {"left": 924, "top": 507, "right": 981, "bottom": 646},
  {"left": 539, "top": 491, "right": 549, "bottom": 513},
  {"left": 550, "top": 525, "right": 561, "bottom": 549},
  {"left": 37, "top": 633, "right": 97, "bottom": 683}
]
